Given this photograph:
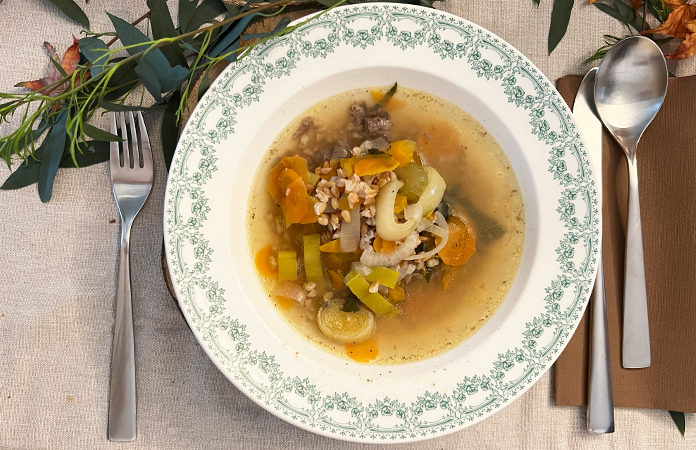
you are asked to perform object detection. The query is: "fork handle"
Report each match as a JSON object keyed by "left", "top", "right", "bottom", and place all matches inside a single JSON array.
[{"left": 108, "top": 221, "right": 136, "bottom": 441}]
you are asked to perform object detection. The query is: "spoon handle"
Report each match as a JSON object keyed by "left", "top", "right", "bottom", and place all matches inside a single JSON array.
[{"left": 622, "top": 157, "right": 651, "bottom": 368}]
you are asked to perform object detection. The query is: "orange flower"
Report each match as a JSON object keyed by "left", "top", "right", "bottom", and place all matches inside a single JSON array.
[{"left": 15, "top": 36, "right": 87, "bottom": 96}]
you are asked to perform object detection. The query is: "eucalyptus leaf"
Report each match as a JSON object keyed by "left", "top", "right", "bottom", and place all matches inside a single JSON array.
[
  {"left": 162, "top": 89, "right": 182, "bottom": 171},
  {"left": 46, "top": 0, "right": 90, "bottom": 29},
  {"left": 83, "top": 123, "right": 123, "bottom": 142},
  {"left": 108, "top": 13, "right": 189, "bottom": 93},
  {"left": 669, "top": 411, "right": 686, "bottom": 437},
  {"left": 178, "top": 0, "right": 197, "bottom": 32},
  {"left": 147, "top": 0, "right": 188, "bottom": 67},
  {"left": 208, "top": 14, "right": 255, "bottom": 57},
  {"left": 38, "top": 110, "right": 69, "bottom": 202},
  {"left": 135, "top": 59, "right": 164, "bottom": 101},
  {"left": 59, "top": 140, "right": 110, "bottom": 168},
  {"left": 548, "top": 0, "right": 574, "bottom": 54},
  {"left": 594, "top": 2, "right": 643, "bottom": 32},
  {"left": 103, "top": 60, "right": 139, "bottom": 101},
  {"left": 0, "top": 151, "right": 42, "bottom": 190},
  {"left": 198, "top": 72, "right": 211, "bottom": 101},
  {"left": 98, "top": 98, "right": 152, "bottom": 112},
  {"left": 78, "top": 37, "right": 110, "bottom": 76},
  {"left": 222, "top": 39, "right": 241, "bottom": 62},
  {"left": 185, "top": 0, "right": 228, "bottom": 33}
]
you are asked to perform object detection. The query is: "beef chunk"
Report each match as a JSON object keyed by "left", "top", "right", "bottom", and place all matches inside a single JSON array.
[
  {"left": 350, "top": 102, "right": 366, "bottom": 127},
  {"left": 292, "top": 117, "right": 314, "bottom": 139},
  {"left": 364, "top": 116, "right": 392, "bottom": 136}
]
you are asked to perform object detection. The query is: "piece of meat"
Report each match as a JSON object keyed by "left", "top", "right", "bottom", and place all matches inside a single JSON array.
[
  {"left": 350, "top": 102, "right": 366, "bottom": 127},
  {"left": 292, "top": 117, "right": 314, "bottom": 139},
  {"left": 364, "top": 116, "right": 392, "bottom": 136}
]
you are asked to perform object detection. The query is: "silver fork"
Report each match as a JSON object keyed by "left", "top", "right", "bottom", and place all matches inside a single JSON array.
[{"left": 108, "top": 111, "right": 153, "bottom": 441}]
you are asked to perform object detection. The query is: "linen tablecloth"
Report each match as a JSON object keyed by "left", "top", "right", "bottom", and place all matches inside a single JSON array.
[{"left": 0, "top": 0, "right": 693, "bottom": 448}]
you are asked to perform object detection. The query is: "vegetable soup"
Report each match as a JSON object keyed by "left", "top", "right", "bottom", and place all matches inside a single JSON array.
[{"left": 247, "top": 84, "right": 524, "bottom": 364}]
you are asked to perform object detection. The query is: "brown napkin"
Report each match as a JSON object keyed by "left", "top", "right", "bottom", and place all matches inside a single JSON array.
[{"left": 554, "top": 74, "right": 696, "bottom": 413}]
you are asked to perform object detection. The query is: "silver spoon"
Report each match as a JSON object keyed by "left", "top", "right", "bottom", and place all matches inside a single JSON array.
[{"left": 594, "top": 35, "right": 668, "bottom": 369}]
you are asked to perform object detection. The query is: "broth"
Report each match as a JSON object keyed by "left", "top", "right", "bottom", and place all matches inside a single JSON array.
[{"left": 247, "top": 85, "right": 524, "bottom": 364}]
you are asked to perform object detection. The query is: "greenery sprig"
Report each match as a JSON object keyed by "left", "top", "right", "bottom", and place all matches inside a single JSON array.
[{"left": 0, "top": 0, "right": 439, "bottom": 202}]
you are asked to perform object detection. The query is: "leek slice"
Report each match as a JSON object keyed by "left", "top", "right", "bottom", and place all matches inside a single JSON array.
[
  {"left": 303, "top": 234, "right": 324, "bottom": 289},
  {"left": 365, "top": 266, "right": 399, "bottom": 288},
  {"left": 375, "top": 180, "right": 418, "bottom": 241},
  {"left": 344, "top": 271, "right": 398, "bottom": 317},
  {"left": 394, "top": 163, "right": 429, "bottom": 202},
  {"left": 277, "top": 251, "right": 298, "bottom": 281},
  {"left": 317, "top": 300, "right": 375, "bottom": 343}
]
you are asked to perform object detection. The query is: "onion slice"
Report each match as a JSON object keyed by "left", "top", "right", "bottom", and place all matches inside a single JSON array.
[
  {"left": 340, "top": 208, "right": 361, "bottom": 252},
  {"left": 271, "top": 281, "right": 307, "bottom": 304},
  {"left": 360, "top": 231, "right": 420, "bottom": 267},
  {"left": 403, "top": 212, "right": 449, "bottom": 261}
]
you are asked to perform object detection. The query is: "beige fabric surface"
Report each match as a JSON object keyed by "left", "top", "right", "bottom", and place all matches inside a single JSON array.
[{"left": 0, "top": 0, "right": 693, "bottom": 448}]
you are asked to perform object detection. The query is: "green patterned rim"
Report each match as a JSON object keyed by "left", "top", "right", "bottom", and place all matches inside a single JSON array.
[{"left": 163, "top": 4, "right": 598, "bottom": 442}]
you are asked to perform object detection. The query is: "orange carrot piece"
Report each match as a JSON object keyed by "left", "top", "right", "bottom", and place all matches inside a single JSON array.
[
  {"left": 437, "top": 216, "right": 476, "bottom": 266},
  {"left": 386, "top": 140, "right": 415, "bottom": 166},
  {"left": 346, "top": 338, "right": 379, "bottom": 363},
  {"left": 254, "top": 244, "right": 278, "bottom": 278},
  {"left": 282, "top": 177, "right": 309, "bottom": 226},
  {"left": 354, "top": 156, "right": 399, "bottom": 177}
]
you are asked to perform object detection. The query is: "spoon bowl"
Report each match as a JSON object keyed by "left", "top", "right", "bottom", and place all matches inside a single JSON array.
[{"left": 594, "top": 35, "right": 668, "bottom": 369}]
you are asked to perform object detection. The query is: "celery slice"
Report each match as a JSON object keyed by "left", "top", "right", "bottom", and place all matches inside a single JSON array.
[
  {"left": 303, "top": 234, "right": 324, "bottom": 289},
  {"left": 307, "top": 171, "right": 320, "bottom": 186},
  {"left": 362, "top": 292, "right": 398, "bottom": 317},
  {"left": 394, "top": 163, "right": 429, "bottom": 202},
  {"left": 278, "top": 251, "right": 297, "bottom": 281},
  {"left": 365, "top": 266, "right": 400, "bottom": 288}
]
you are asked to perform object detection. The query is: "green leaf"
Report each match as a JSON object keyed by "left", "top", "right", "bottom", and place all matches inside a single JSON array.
[
  {"left": 198, "top": 72, "right": 211, "bottom": 101},
  {"left": 103, "top": 59, "right": 140, "bottom": 101},
  {"left": 669, "top": 411, "right": 686, "bottom": 437},
  {"left": 341, "top": 294, "right": 361, "bottom": 312},
  {"left": 185, "top": 0, "right": 228, "bottom": 33},
  {"left": 209, "top": 14, "right": 255, "bottom": 57},
  {"left": 78, "top": 37, "right": 110, "bottom": 76},
  {"left": 178, "top": 0, "right": 197, "bottom": 32},
  {"left": 46, "top": 0, "right": 90, "bottom": 29},
  {"left": 98, "top": 98, "right": 152, "bottom": 112},
  {"left": 135, "top": 59, "right": 164, "bottom": 101},
  {"left": 59, "top": 140, "right": 110, "bottom": 168},
  {"left": 38, "top": 110, "right": 69, "bottom": 202},
  {"left": 108, "top": 13, "right": 189, "bottom": 94},
  {"left": 49, "top": 56, "right": 69, "bottom": 77},
  {"left": 83, "top": 123, "right": 123, "bottom": 142},
  {"left": 548, "top": 0, "right": 574, "bottom": 54},
  {"left": 147, "top": 0, "right": 188, "bottom": 67},
  {"left": 222, "top": 39, "right": 241, "bottom": 62},
  {"left": 162, "top": 89, "right": 182, "bottom": 171},
  {"left": 593, "top": 2, "right": 643, "bottom": 32},
  {"left": 1, "top": 152, "right": 42, "bottom": 190}
]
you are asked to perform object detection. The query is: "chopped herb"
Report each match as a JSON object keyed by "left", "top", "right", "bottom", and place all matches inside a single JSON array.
[
  {"left": 341, "top": 294, "right": 361, "bottom": 312},
  {"left": 378, "top": 82, "right": 398, "bottom": 108}
]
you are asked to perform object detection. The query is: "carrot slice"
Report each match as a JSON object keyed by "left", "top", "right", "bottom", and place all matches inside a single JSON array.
[
  {"left": 346, "top": 338, "right": 379, "bottom": 363},
  {"left": 319, "top": 239, "right": 342, "bottom": 253},
  {"left": 437, "top": 216, "right": 476, "bottom": 266},
  {"left": 254, "top": 244, "right": 278, "bottom": 277},
  {"left": 354, "top": 156, "right": 399, "bottom": 177},
  {"left": 268, "top": 156, "right": 310, "bottom": 204},
  {"left": 386, "top": 140, "right": 415, "bottom": 166},
  {"left": 373, "top": 236, "right": 397, "bottom": 253},
  {"left": 370, "top": 89, "right": 405, "bottom": 111},
  {"left": 282, "top": 177, "right": 309, "bottom": 226}
]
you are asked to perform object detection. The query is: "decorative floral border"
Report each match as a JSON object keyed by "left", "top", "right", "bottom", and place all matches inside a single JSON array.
[{"left": 164, "top": 4, "right": 598, "bottom": 442}]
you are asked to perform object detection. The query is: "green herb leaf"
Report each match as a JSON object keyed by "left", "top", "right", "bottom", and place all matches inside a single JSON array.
[
  {"left": 59, "top": 140, "right": 110, "bottom": 168},
  {"left": 185, "top": 0, "right": 228, "bottom": 33},
  {"left": 162, "top": 89, "right": 182, "bottom": 171},
  {"left": 669, "top": 411, "right": 686, "bottom": 437},
  {"left": 378, "top": 82, "right": 398, "bottom": 108},
  {"left": 1, "top": 152, "right": 42, "bottom": 190},
  {"left": 147, "top": 0, "right": 188, "bottom": 67},
  {"left": 38, "top": 110, "right": 69, "bottom": 202},
  {"left": 46, "top": 0, "right": 90, "bottom": 29},
  {"left": 198, "top": 72, "right": 211, "bottom": 101},
  {"left": 83, "top": 123, "right": 123, "bottom": 142},
  {"left": 548, "top": 0, "right": 574, "bottom": 54},
  {"left": 108, "top": 13, "right": 189, "bottom": 94},
  {"left": 342, "top": 294, "right": 361, "bottom": 312},
  {"left": 78, "top": 37, "right": 110, "bottom": 76}
]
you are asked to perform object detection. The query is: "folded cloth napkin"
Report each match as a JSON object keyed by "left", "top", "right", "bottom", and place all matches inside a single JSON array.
[{"left": 554, "top": 74, "right": 696, "bottom": 413}]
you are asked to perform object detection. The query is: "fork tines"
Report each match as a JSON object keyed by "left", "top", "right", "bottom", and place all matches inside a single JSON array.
[{"left": 110, "top": 111, "right": 153, "bottom": 171}]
